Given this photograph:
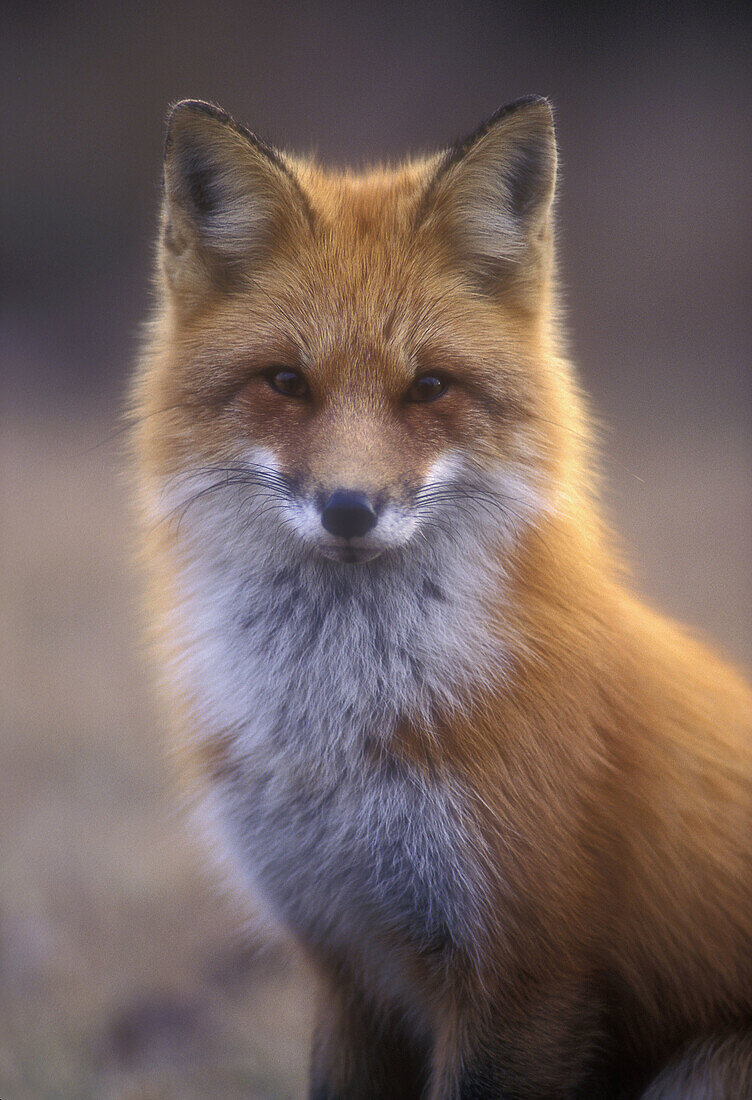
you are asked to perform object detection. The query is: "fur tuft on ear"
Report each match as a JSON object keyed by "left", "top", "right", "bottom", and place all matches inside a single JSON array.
[
  {"left": 160, "top": 100, "right": 310, "bottom": 306},
  {"left": 421, "top": 96, "right": 557, "bottom": 294}
]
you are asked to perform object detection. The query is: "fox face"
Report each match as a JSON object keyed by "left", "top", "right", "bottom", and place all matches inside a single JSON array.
[{"left": 137, "top": 98, "right": 579, "bottom": 577}]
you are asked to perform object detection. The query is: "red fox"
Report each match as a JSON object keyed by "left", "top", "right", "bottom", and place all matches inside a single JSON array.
[{"left": 131, "top": 97, "right": 752, "bottom": 1097}]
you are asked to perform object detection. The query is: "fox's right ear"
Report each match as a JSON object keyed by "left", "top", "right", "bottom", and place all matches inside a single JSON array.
[{"left": 159, "top": 100, "right": 310, "bottom": 307}]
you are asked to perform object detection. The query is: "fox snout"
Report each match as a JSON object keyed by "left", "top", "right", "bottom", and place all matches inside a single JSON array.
[
  {"left": 319, "top": 490, "right": 379, "bottom": 540},
  {"left": 274, "top": 472, "right": 424, "bottom": 564},
  {"left": 309, "top": 485, "right": 410, "bottom": 564}
]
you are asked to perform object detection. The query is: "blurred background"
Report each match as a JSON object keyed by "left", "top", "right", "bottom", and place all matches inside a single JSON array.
[{"left": 2, "top": 3, "right": 750, "bottom": 1097}]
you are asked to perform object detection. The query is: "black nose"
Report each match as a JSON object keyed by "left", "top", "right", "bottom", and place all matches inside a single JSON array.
[{"left": 320, "top": 490, "right": 378, "bottom": 539}]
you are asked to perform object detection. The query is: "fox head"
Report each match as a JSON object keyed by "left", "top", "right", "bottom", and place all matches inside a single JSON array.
[{"left": 136, "top": 97, "right": 588, "bottom": 573}]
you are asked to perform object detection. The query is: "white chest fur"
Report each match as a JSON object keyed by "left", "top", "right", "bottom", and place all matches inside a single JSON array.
[{"left": 159, "top": 478, "right": 511, "bottom": 1001}]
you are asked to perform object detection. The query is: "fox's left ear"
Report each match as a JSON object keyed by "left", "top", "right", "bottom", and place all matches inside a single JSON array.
[{"left": 421, "top": 97, "right": 557, "bottom": 297}]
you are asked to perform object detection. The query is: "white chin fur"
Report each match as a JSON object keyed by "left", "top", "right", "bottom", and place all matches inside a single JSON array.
[
  {"left": 151, "top": 444, "right": 551, "bottom": 732},
  {"left": 151, "top": 445, "right": 550, "bottom": 978},
  {"left": 315, "top": 545, "right": 385, "bottom": 564},
  {"left": 278, "top": 496, "right": 420, "bottom": 562}
]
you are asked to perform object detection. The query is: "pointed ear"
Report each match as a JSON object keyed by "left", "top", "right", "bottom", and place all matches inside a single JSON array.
[
  {"left": 421, "top": 96, "right": 557, "bottom": 297},
  {"left": 159, "top": 100, "right": 310, "bottom": 305}
]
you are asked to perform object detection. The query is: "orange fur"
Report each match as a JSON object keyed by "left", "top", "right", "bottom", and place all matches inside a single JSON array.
[{"left": 131, "top": 99, "right": 752, "bottom": 1098}]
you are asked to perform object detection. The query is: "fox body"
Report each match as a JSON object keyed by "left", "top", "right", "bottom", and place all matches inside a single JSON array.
[{"left": 132, "top": 98, "right": 752, "bottom": 1097}]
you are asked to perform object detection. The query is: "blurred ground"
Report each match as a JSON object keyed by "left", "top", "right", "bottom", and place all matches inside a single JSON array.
[{"left": 1, "top": 404, "right": 749, "bottom": 1099}]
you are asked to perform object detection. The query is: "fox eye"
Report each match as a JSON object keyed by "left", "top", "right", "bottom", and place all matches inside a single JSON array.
[
  {"left": 265, "top": 367, "right": 309, "bottom": 399},
  {"left": 408, "top": 374, "right": 448, "bottom": 403}
]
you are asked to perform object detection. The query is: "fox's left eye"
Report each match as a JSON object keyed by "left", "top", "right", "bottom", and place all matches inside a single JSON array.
[
  {"left": 265, "top": 367, "right": 310, "bottom": 399},
  {"left": 408, "top": 374, "right": 449, "bottom": 403}
]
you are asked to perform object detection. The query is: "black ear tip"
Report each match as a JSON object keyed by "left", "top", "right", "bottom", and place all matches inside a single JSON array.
[
  {"left": 163, "top": 99, "right": 233, "bottom": 157},
  {"left": 489, "top": 95, "right": 554, "bottom": 130},
  {"left": 514, "top": 94, "right": 552, "bottom": 110}
]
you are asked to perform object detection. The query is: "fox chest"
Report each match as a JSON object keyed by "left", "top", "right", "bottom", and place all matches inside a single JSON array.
[
  {"left": 176, "top": 556, "right": 492, "bottom": 978},
  {"left": 211, "top": 731, "right": 481, "bottom": 977}
]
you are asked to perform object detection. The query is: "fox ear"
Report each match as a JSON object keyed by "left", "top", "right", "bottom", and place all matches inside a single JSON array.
[
  {"left": 160, "top": 100, "right": 310, "bottom": 305},
  {"left": 422, "top": 97, "right": 557, "bottom": 296}
]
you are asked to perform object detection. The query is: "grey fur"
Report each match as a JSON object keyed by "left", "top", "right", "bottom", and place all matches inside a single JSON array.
[{"left": 154, "top": 451, "right": 545, "bottom": 1018}]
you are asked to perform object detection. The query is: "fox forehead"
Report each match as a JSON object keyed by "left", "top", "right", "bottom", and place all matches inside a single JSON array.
[
  {"left": 182, "top": 232, "right": 529, "bottom": 402},
  {"left": 293, "top": 157, "right": 435, "bottom": 227},
  {"left": 249, "top": 182, "right": 459, "bottom": 381}
]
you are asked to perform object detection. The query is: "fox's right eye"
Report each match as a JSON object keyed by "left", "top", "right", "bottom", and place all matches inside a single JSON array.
[
  {"left": 265, "top": 367, "right": 310, "bottom": 399},
  {"left": 408, "top": 373, "right": 449, "bottom": 403}
]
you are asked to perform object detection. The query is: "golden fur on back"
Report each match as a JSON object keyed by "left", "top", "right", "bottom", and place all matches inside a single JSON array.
[{"left": 131, "top": 98, "right": 752, "bottom": 1098}]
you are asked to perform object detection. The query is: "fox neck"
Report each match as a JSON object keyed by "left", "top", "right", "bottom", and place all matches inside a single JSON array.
[{"left": 169, "top": 506, "right": 516, "bottom": 763}]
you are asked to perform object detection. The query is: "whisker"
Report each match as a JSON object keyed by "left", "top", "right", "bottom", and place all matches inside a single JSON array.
[
  {"left": 155, "top": 462, "right": 294, "bottom": 538},
  {"left": 410, "top": 479, "right": 549, "bottom": 548}
]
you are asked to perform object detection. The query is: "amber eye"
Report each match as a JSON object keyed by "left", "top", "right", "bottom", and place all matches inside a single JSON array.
[
  {"left": 407, "top": 374, "right": 448, "bottom": 403},
  {"left": 265, "top": 368, "right": 310, "bottom": 399}
]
